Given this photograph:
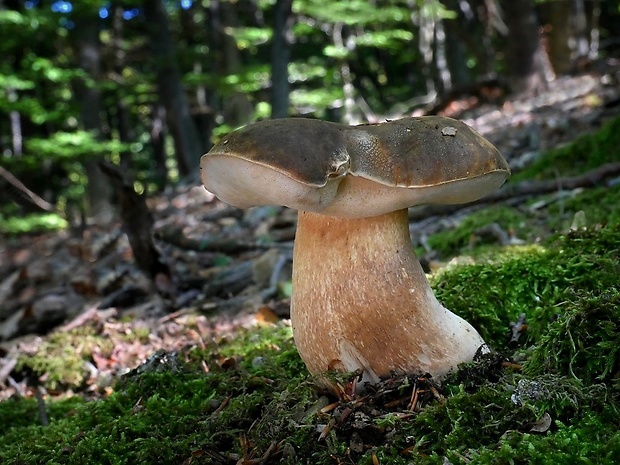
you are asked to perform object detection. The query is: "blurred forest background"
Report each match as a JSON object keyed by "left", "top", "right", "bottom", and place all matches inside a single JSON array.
[{"left": 0, "top": 0, "right": 618, "bottom": 230}]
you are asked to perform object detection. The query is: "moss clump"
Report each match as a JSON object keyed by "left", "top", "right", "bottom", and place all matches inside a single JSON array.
[
  {"left": 525, "top": 287, "right": 620, "bottom": 384},
  {"left": 423, "top": 183, "right": 620, "bottom": 262},
  {"left": 0, "top": 396, "right": 85, "bottom": 430},
  {"left": 465, "top": 412, "right": 620, "bottom": 465},
  {"left": 403, "top": 374, "right": 617, "bottom": 464},
  {"left": 15, "top": 326, "right": 114, "bottom": 390},
  {"left": 433, "top": 225, "right": 620, "bottom": 349},
  {"left": 512, "top": 115, "right": 620, "bottom": 182}
]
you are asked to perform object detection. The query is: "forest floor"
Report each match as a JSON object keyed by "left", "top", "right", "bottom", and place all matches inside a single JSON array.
[{"left": 1, "top": 64, "right": 620, "bottom": 464}]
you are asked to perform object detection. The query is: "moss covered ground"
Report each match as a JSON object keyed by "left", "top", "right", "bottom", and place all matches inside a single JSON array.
[{"left": 1, "top": 117, "right": 620, "bottom": 464}]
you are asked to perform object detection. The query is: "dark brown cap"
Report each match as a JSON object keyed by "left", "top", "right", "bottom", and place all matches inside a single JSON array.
[{"left": 201, "top": 116, "right": 510, "bottom": 218}]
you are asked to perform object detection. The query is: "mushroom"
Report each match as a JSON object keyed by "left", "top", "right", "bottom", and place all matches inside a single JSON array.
[{"left": 201, "top": 116, "right": 510, "bottom": 386}]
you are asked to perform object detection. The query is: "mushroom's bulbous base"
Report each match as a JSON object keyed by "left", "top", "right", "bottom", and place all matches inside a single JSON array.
[{"left": 291, "top": 209, "right": 486, "bottom": 386}]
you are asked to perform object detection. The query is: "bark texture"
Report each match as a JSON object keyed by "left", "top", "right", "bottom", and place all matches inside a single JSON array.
[{"left": 143, "top": 0, "right": 202, "bottom": 176}]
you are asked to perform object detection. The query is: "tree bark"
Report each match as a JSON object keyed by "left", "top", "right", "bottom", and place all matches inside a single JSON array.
[
  {"left": 500, "top": 0, "right": 553, "bottom": 94},
  {"left": 270, "top": 0, "right": 293, "bottom": 118},
  {"left": 545, "top": 0, "right": 573, "bottom": 75},
  {"left": 150, "top": 104, "right": 169, "bottom": 189},
  {"left": 99, "top": 161, "right": 171, "bottom": 286},
  {"left": 442, "top": 13, "right": 470, "bottom": 89},
  {"left": 180, "top": 1, "right": 214, "bottom": 154},
  {"left": 71, "top": 11, "right": 114, "bottom": 224},
  {"left": 111, "top": 3, "right": 135, "bottom": 172},
  {"left": 143, "top": 0, "right": 202, "bottom": 177},
  {"left": 218, "top": 0, "right": 254, "bottom": 127}
]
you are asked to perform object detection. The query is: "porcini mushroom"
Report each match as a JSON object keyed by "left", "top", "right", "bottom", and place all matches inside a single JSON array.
[{"left": 201, "top": 116, "right": 510, "bottom": 385}]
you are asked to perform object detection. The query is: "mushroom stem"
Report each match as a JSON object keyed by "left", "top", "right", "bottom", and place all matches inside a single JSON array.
[{"left": 291, "top": 209, "right": 486, "bottom": 385}]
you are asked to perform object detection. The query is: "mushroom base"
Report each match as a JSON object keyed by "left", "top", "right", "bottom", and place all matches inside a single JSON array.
[{"left": 291, "top": 209, "right": 486, "bottom": 386}]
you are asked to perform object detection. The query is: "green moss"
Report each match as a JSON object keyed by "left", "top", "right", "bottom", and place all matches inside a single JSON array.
[
  {"left": 423, "top": 183, "right": 620, "bottom": 261},
  {"left": 466, "top": 413, "right": 620, "bottom": 465},
  {"left": 16, "top": 326, "right": 113, "bottom": 390},
  {"left": 0, "top": 396, "right": 85, "bottom": 430},
  {"left": 0, "top": 323, "right": 319, "bottom": 465},
  {"left": 424, "top": 205, "right": 532, "bottom": 258},
  {"left": 433, "top": 225, "right": 620, "bottom": 349},
  {"left": 512, "top": 115, "right": 620, "bottom": 182},
  {"left": 525, "top": 287, "right": 620, "bottom": 384},
  {"left": 550, "top": 183, "right": 620, "bottom": 228}
]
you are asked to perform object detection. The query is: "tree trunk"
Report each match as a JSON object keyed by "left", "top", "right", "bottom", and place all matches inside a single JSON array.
[
  {"left": 270, "top": 0, "right": 293, "bottom": 119},
  {"left": 111, "top": 3, "right": 135, "bottom": 171},
  {"left": 150, "top": 104, "right": 168, "bottom": 189},
  {"left": 332, "top": 22, "right": 358, "bottom": 124},
  {"left": 500, "top": 0, "right": 553, "bottom": 94},
  {"left": 143, "top": 0, "right": 202, "bottom": 177},
  {"left": 571, "top": 0, "right": 589, "bottom": 58},
  {"left": 218, "top": 0, "right": 254, "bottom": 127},
  {"left": 545, "top": 0, "right": 573, "bottom": 75},
  {"left": 72, "top": 12, "right": 114, "bottom": 224},
  {"left": 180, "top": 1, "right": 214, "bottom": 154},
  {"left": 99, "top": 161, "right": 171, "bottom": 288},
  {"left": 412, "top": 6, "right": 437, "bottom": 99},
  {"left": 442, "top": 13, "right": 470, "bottom": 89}
]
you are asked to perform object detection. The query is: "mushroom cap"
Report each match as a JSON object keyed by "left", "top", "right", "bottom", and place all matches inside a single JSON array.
[{"left": 201, "top": 116, "right": 510, "bottom": 218}]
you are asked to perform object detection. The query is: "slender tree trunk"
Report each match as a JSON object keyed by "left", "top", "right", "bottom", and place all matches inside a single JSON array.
[
  {"left": 589, "top": 0, "right": 601, "bottom": 59},
  {"left": 143, "top": 0, "right": 202, "bottom": 176},
  {"left": 500, "top": 0, "right": 553, "bottom": 94},
  {"left": 72, "top": 13, "right": 114, "bottom": 224},
  {"left": 8, "top": 88, "right": 22, "bottom": 156},
  {"left": 270, "top": 0, "right": 293, "bottom": 118},
  {"left": 572, "top": 0, "right": 589, "bottom": 58},
  {"left": 545, "top": 0, "right": 573, "bottom": 75},
  {"left": 332, "top": 22, "right": 358, "bottom": 124},
  {"left": 434, "top": 17, "right": 451, "bottom": 94},
  {"left": 112, "top": 3, "right": 135, "bottom": 171},
  {"left": 180, "top": 2, "right": 213, "bottom": 154},
  {"left": 218, "top": 1, "right": 254, "bottom": 127},
  {"left": 150, "top": 104, "right": 168, "bottom": 188},
  {"left": 442, "top": 14, "right": 470, "bottom": 88},
  {"left": 411, "top": 4, "right": 437, "bottom": 101}
]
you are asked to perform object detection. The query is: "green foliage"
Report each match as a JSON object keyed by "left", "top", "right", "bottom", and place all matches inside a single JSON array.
[
  {"left": 0, "top": 213, "right": 68, "bottom": 235},
  {"left": 229, "top": 26, "right": 272, "bottom": 50},
  {"left": 25, "top": 131, "right": 128, "bottom": 162},
  {"left": 294, "top": 0, "right": 410, "bottom": 26}
]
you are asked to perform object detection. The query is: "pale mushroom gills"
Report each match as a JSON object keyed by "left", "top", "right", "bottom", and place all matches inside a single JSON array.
[{"left": 201, "top": 116, "right": 510, "bottom": 386}]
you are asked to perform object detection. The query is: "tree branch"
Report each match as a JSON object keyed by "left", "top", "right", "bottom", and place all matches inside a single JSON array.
[{"left": 0, "top": 166, "right": 56, "bottom": 212}]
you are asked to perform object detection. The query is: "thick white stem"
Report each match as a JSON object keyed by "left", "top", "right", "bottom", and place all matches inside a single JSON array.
[{"left": 291, "top": 209, "right": 486, "bottom": 385}]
